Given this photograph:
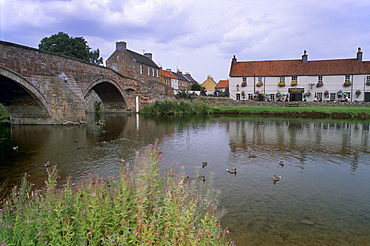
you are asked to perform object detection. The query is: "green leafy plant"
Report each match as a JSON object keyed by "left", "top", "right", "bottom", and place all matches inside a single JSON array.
[{"left": 0, "top": 142, "right": 233, "bottom": 245}]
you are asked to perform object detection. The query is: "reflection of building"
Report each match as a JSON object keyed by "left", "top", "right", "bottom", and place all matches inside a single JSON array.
[
  {"left": 228, "top": 119, "right": 369, "bottom": 154},
  {"left": 229, "top": 48, "right": 370, "bottom": 102}
]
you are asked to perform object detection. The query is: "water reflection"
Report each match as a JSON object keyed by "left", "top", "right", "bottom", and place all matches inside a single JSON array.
[{"left": 1, "top": 115, "right": 370, "bottom": 245}]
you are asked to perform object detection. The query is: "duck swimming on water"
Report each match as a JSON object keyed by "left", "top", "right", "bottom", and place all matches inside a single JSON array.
[{"left": 226, "top": 168, "right": 237, "bottom": 175}]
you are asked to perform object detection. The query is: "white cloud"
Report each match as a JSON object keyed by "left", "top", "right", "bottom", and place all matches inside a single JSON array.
[{"left": 2, "top": 0, "right": 370, "bottom": 81}]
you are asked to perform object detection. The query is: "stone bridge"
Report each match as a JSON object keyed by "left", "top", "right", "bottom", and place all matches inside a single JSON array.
[{"left": 0, "top": 41, "right": 171, "bottom": 124}]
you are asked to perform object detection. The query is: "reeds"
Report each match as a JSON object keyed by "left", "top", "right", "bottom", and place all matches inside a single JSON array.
[
  {"left": 140, "top": 100, "right": 214, "bottom": 116},
  {"left": 0, "top": 142, "right": 233, "bottom": 245}
]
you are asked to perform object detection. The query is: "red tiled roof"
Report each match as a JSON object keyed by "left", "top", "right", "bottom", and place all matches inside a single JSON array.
[
  {"left": 230, "top": 59, "right": 370, "bottom": 77},
  {"left": 160, "top": 70, "right": 177, "bottom": 79},
  {"left": 215, "top": 80, "right": 229, "bottom": 89}
]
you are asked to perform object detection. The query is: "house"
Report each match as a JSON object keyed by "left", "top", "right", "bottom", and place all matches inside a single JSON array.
[
  {"left": 106, "top": 41, "right": 160, "bottom": 84},
  {"left": 160, "top": 69, "right": 177, "bottom": 88},
  {"left": 201, "top": 75, "right": 217, "bottom": 94},
  {"left": 229, "top": 48, "right": 370, "bottom": 102},
  {"left": 169, "top": 69, "right": 193, "bottom": 91},
  {"left": 215, "top": 80, "right": 229, "bottom": 92}
]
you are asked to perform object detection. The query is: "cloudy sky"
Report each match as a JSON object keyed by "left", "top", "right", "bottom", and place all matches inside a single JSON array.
[{"left": 1, "top": 0, "right": 370, "bottom": 82}]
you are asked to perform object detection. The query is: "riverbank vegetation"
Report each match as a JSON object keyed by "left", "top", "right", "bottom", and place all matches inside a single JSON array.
[
  {"left": 212, "top": 106, "right": 370, "bottom": 120},
  {"left": 0, "top": 142, "right": 233, "bottom": 245},
  {"left": 0, "top": 104, "right": 9, "bottom": 121},
  {"left": 140, "top": 100, "right": 213, "bottom": 116}
]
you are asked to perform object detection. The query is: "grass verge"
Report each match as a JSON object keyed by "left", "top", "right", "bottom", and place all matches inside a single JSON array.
[{"left": 0, "top": 142, "right": 233, "bottom": 245}]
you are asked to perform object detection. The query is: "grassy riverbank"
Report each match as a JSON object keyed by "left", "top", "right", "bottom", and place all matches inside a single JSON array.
[
  {"left": 140, "top": 100, "right": 370, "bottom": 120},
  {"left": 0, "top": 142, "right": 233, "bottom": 245},
  {"left": 212, "top": 106, "right": 370, "bottom": 120}
]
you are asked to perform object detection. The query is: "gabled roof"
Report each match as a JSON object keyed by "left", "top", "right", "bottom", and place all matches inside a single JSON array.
[
  {"left": 171, "top": 71, "right": 189, "bottom": 81},
  {"left": 215, "top": 80, "right": 229, "bottom": 89},
  {"left": 183, "top": 73, "right": 197, "bottom": 83},
  {"left": 126, "top": 49, "right": 160, "bottom": 69},
  {"left": 160, "top": 69, "right": 177, "bottom": 79},
  {"left": 230, "top": 59, "right": 370, "bottom": 77}
]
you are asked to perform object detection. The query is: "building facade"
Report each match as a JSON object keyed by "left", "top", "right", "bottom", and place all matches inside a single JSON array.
[
  {"left": 106, "top": 41, "right": 160, "bottom": 84},
  {"left": 229, "top": 48, "right": 370, "bottom": 102}
]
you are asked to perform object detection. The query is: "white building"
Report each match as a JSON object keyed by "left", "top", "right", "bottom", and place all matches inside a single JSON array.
[{"left": 229, "top": 48, "right": 370, "bottom": 102}]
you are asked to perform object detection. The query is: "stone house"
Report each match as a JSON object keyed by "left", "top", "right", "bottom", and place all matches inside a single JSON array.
[
  {"left": 229, "top": 48, "right": 370, "bottom": 102},
  {"left": 106, "top": 41, "right": 160, "bottom": 84}
]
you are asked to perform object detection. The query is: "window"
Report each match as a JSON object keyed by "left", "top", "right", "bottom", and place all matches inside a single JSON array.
[
  {"left": 156, "top": 69, "right": 159, "bottom": 77},
  {"left": 317, "top": 92, "right": 322, "bottom": 100},
  {"left": 318, "top": 76, "right": 323, "bottom": 82},
  {"left": 367, "top": 76, "right": 370, "bottom": 83},
  {"left": 148, "top": 67, "right": 150, "bottom": 76},
  {"left": 258, "top": 77, "right": 263, "bottom": 82},
  {"left": 292, "top": 76, "right": 297, "bottom": 81},
  {"left": 270, "top": 94, "right": 275, "bottom": 101},
  {"left": 112, "top": 64, "right": 118, "bottom": 71},
  {"left": 280, "top": 77, "right": 285, "bottom": 82},
  {"left": 139, "top": 64, "right": 143, "bottom": 74},
  {"left": 236, "top": 94, "right": 241, "bottom": 101},
  {"left": 152, "top": 68, "right": 155, "bottom": 76},
  {"left": 345, "top": 75, "right": 350, "bottom": 81},
  {"left": 242, "top": 77, "right": 247, "bottom": 82}
]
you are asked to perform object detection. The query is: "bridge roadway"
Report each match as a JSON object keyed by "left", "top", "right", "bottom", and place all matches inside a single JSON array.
[{"left": 0, "top": 41, "right": 169, "bottom": 124}]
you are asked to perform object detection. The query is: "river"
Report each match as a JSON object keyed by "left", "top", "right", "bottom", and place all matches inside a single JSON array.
[{"left": 1, "top": 113, "right": 369, "bottom": 245}]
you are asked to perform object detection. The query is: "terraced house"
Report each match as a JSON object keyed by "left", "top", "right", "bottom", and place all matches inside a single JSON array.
[{"left": 229, "top": 48, "right": 370, "bottom": 102}]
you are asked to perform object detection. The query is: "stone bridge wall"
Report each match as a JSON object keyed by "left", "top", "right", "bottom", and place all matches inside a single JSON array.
[{"left": 0, "top": 41, "right": 171, "bottom": 124}]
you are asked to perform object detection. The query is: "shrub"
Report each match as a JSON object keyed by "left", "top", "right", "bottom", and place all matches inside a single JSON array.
[
  {"left": 0, "top": 142, "right": 233, "bottom": 245},
  {"left": 140, "top": 101, "right": 213, "bottom": 116}
]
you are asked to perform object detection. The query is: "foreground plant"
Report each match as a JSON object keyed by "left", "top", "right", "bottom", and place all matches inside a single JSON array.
[{"left": 0, "top": 142, "right": 234, "bottom": 245}]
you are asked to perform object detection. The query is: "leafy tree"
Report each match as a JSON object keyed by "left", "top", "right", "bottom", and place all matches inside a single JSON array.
[
  {"left": 38, "top": 32, "right": 103, "bottom": 65},
  {"left": 190, "top": 83, "right": 204, "bottom": 91}
]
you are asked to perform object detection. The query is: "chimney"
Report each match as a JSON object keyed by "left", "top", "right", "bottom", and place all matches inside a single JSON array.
[
  {"left": 177, "top": 68, "right": 182, "bottom": 74},
  {"left": 116, "top": 41, "right": 127, "bottom": 50},
  {"left": 144, "top": 53, "right": 153, "bottom": 60},
  {"left": 185, "top": 72, "right": 191, "bottom": 76},
  {"left": 166, "top": 68, "right": 172, "bottom": 72},
  {"left": 231, "top": 55, "right": 237, "bottom": 65},
  {"left": 302, "top": 50, "right": 308, "bottom": 63},
  {"left": 357, "top": 47, "right": 363, "bottom": 62}
]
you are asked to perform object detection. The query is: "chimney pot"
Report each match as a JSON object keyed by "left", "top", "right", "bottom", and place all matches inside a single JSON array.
[
  {"left": 302, "top": 50, "right": 308, "bottom": 63},
  {"left": 144, "top": 53, "right": 153, "bottom": 60},
  {"left": 357, "top": 47, "right": 363, "bottom": 62}
]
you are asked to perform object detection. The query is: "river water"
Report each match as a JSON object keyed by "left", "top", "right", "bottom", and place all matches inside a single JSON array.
[{"left": 1, "top": 113, "right": 369, "bottom": 245}]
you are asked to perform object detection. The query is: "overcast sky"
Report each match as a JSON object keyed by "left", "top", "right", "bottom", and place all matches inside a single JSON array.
[{"left": 1, "top": 0, "right": 370, "bottom": 82}]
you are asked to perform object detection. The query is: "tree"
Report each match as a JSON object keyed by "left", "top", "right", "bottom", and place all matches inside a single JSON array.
[
  {"left": 190, "top": 83, "right": 204, "bottom": 91},
  {"left": 38, "top": 32, "right": 103, "bottom": 65}
]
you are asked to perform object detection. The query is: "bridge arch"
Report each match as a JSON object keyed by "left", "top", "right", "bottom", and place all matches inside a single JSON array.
[
  {"left": 0, "top": 66, "right": 50, "bottom": 124},
  {"left": 84, "top": 77, "right": 131, "bottom": 112}
]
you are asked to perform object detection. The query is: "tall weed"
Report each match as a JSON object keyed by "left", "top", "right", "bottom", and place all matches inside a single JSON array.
[{"left": 0, "top": 142, "right": 234, "bottom": 245}]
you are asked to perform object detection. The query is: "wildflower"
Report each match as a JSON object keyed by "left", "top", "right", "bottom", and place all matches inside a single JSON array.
[
  {"left": 7, "top": 224, "right": 12, "bottom": 228},
  {"left": 36, "top": 231, "right": 42, "bottom": 238}
]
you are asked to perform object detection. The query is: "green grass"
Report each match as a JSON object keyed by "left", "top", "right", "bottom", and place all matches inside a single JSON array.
[
  {"left": 212, "top": 106, "right": 370, "bottom": 120},
  {"left": 0, "top": 141, "right": 233, "bottom": 245}
]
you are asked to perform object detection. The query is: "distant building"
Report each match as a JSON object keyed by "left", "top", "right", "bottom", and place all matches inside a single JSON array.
[
  {"left": 160, "top": 69, "right": 177, "bottom": 88},
  {"left": 201, "top": 75, "right": 217, "bottom": 94},
  {"left": 106, "top": 41, "right": 160, "bottom": 84},
  {"left": 229, "top": 48, "right": 370, "bottom": 102},
  {"left": 215, "top": 80, "right": 229, "bottom": 92},
  {"left": 161, "top": 68, "right": 197, "bottom": 92}
]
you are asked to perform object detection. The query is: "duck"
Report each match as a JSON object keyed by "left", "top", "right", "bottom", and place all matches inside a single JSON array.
[
  {"left": 13, "top": 146, "right": 19, "bottom": 151},
  {"left": 273, "top": 175, "right": 281, "bottom": 182},
  {"left": 198, "top": 175, "right": 206, "bottom": 182},
  {"left": 44, "top": 161, "right": 50, "bottom": 167},
  {"left": 279, "top": 161, "right": 285, "bottom": 167},
  {"left": 202, "top": 161, "right": 208, "bottom": 168},
  {"left": 226, "top": 168, "right": 237, "bottom": 174},
  {"left": 249, "top": 154, "right": 258, "bottom": 158}
]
